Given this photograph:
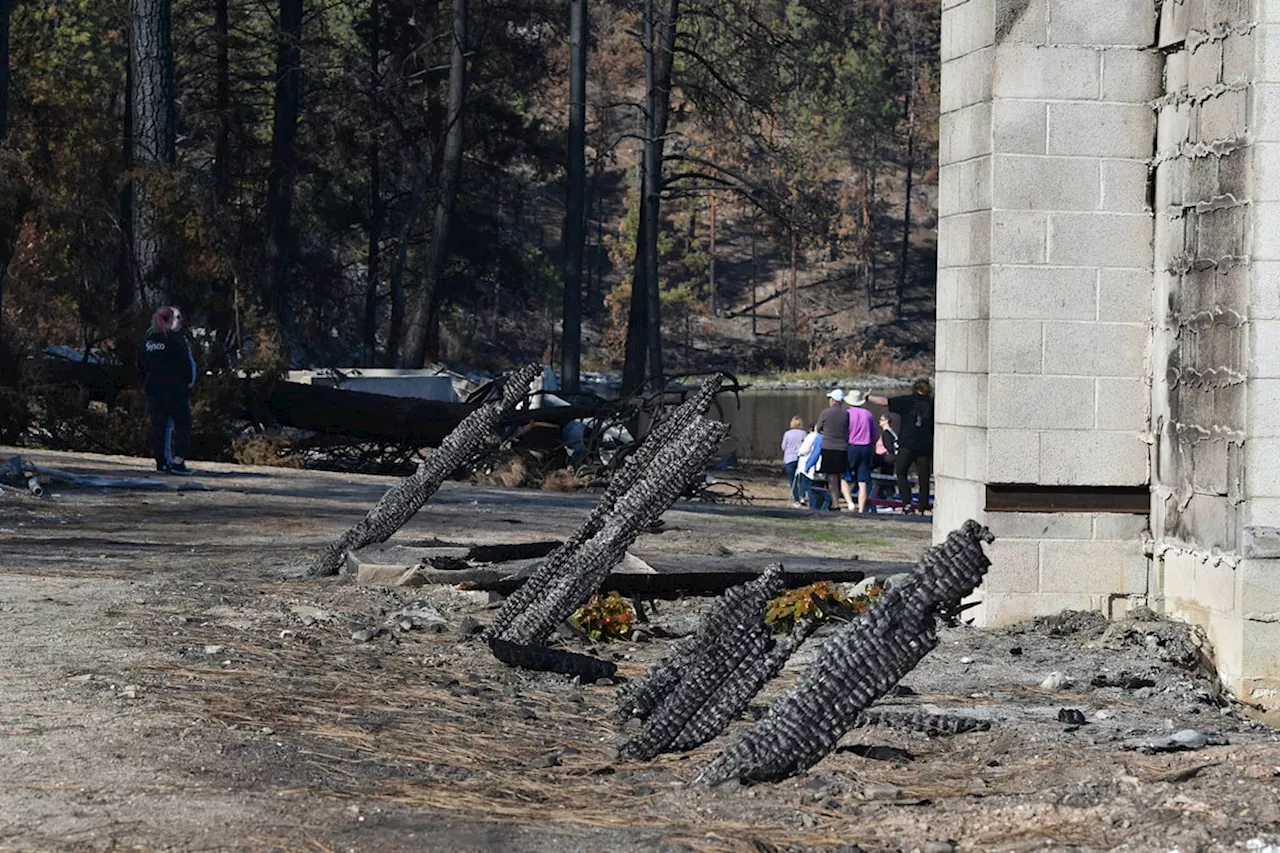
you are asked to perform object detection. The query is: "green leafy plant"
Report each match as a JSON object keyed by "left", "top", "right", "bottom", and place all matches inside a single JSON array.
[
  {"left": 765, "top": 581, "right": 884, "bottom": 633},
  {"left": 572, "top": 592, "right": 635, "bottom": 642}
]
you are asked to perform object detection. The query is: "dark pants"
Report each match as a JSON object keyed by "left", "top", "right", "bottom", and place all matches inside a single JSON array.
[
  {"left": 147, "top": 388, "right": 192, "bottom": 465},
  {"left": 784, "top": 460, "right": 800, "bottom": 503},
  {"left": 796, "top": 474, "right": 832, "bottom": 511},
  {"left": 895, "top": 448, "right": 932, "bottom": 510}
]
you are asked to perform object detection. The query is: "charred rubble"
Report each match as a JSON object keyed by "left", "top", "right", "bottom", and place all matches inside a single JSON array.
[
  {"left": 694, "top": 520, "right": 996, "bottom": 785},
  {"left": 308, "top": 363, "right": 542, "bottom": 577}
]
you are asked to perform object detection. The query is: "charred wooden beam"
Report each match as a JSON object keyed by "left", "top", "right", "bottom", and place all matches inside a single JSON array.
[
  {"left": 308, "top": 363, "right": 541, "bottom": 577},
  {"left": 493, "top": 414, "right": 730, "bottom": 646},
  {"left": 486, "top": 373, "right": 724, "bottom": 639},
  {"left": 696, "top": 520, "right": 995, "bottom": 786}
]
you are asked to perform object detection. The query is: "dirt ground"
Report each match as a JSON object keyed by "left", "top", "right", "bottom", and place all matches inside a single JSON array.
[{"left": 2, "top": 448, "right": 1280, "bottom": 853}]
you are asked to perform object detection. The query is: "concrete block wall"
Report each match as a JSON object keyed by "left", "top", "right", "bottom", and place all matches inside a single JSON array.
[
  {"left": 1151, "top": 0, "right": 1280, "bottom": 705},
  {"left": 936, "top": 0, "right": 1160, "bottom": 624}
]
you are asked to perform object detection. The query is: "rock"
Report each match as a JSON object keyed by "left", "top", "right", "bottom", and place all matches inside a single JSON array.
[
  {"left": 1040, "top": 671, "right": 1070, "bottom": 690},
  {"left": 863, "top": 783, "right": 901, "bottom": 801},
  {"left": 203, "top": 645, "right": 224, "bottom": 655},
  {"left": 1094, "top": 709, "right": 1115, "bottom": 720},
  {"left": 120, "top": 684, "right": 138, "bottom": 699},
  {"left": 594, "top": 677, "right": 614, "bottom": 686},
  {"left": 923, "top": 842, "right": 956, "bottom": 853},
  {"left": 458, "top": 616, "right": 482, "bottom": 635},
  {"left": 1009, "top": 646, "right": 1022, "bottom": 656},
  {"left": 630, "top": 629, "right": 649, "bottom": 643},
  {"left": 1125, "top": 729, "right": 1229, "bottom": 753},
  {"left": 624, "top": 718, "right": 643, "bottom": 733},
  {"left": 959, "top": 656, "right": 974, "bottom": 664},
  {"left": 536, "top": 751, "right": 562, "bottom": 768},
  {"left": 351, "top": 627, "right": 380, "bottom": 642},
  {"left": 398, "top": 619, "right": 414, "bottom": 631},
  {"left": 516, "top": 707, "right": 537, "bottom": 720},
  {"left": 1057, "top": 708, "right": 1087, "bottom": 725},
  {"left": 602, "top": 746, "right": 620, "bottom": 761},
  {"left": 261, "top": 727, "right": 275, "bottom": 735}
]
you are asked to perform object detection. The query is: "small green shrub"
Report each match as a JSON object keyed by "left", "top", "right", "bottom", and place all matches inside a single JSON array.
[
  {"left": 765, "top": 581, "right": 884, "bottom": 633},
  {"left": 572, "top": 591, "right": 635, "bottom": 642}
]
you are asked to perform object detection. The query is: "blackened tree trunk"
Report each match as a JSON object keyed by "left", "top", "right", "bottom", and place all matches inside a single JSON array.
[
  {"left": 623, "top": 0, "right": 678, "bottom": 393},
  {"left": 130, "top": 0, "right": 177, "bottom": 307},
  {"left": 116, "top": 47, "right": 135, "bottom": 312},
  {"left": 0, "top": 0, "right": 10, "bottom": 141},
  {"left": 895, "top": 79, "right": 915, "bottom": 321},
  {"left": 384, "top": 162, "right": 429, "bottom": 367},
  {"left": 213, "top": 0, "right": 230, "bottom": 205},
  {"left": 559, "top": 0, "right": 587, "bottom": 394},
  {"left": 620, "top": 190, "right": 648, "bottom": 396},
  {"left": 363, "top": 0, "right": 382, "bottom": 366},
  {"left": 403, "top": 0, "right": 468, "bottom": 368},
  {"left": 266, "top": 0, "right": 302, "bottom": 347}
]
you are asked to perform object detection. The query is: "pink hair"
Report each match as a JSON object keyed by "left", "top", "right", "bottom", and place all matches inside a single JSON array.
[{"left": 152, "top": 306, "right": 176, "bottom": 334}]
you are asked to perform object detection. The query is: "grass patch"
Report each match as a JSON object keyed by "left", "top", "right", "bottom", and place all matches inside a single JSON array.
[{"left": 790, "top": 524, "right": 893, "bottom": 547}]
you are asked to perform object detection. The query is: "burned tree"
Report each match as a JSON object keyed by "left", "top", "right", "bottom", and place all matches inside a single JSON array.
[
  {"left": 308, "top": 363, "right": 541, "bottom": 577},
  {"left": 617, "top": 565, "right": 820, "bottom": 760},
  {"left": 492, "top": 413, "right": 728, "bottom": 646},
  {"left": 696, "top": 520, "right": 995, "bottom": 785},
  {"left": 486, "top": 373, "right": 725, "bottom": 639}
]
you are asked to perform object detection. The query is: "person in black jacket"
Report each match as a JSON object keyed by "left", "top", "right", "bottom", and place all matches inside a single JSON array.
[{"left": 138, "top": 306, "right": 197, "bottom": 474}]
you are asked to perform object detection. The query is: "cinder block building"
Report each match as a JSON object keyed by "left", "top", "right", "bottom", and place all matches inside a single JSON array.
[{"left": 936, "top": 0, "right": 1280, "bottom": 705}]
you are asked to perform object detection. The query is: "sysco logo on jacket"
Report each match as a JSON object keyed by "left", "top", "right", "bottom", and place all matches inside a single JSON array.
[{"left": 145, "top": 341, "right": 167, "bottom": 352}]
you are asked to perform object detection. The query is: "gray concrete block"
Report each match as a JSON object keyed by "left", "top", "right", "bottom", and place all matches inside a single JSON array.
[
  {"left": 995, "top": 0, "right": 1046, "bottom": 44},
  {"left": 942, "top": 47, "right": 995, "bottom": 114},
  {"left": 934, "top": 422, "right": 967, "bottom": 478},
  {"left": 984, "top": 539, "right": 1042, "bottom": 593},
  {"left": 1197, "top": 87, "right": 1248, "bottom": 143},
  {"left": 987, "top": 510, "right": 1094, "bottom": 539},
  {"left": 1245, "top": 440, "right": 1280, "bottom": 502},
  {"left": 1164, "top": 49, "right": 1188, "bottom": 93},
  {"left": 1098, "top": 268, "right": 1153, "bottom": 323},
  {"left": 1096, "top": 378, "right": 1150, "bottom": 430},
  {"left": 993, "top": 99, "right": 1047, "bottom": 154},
  {"left": 1043, "top": 321, "right": 1149, "bottom": 377},
  {"left": 1047, "top": 212, "right": 1153, "bottom": 268},
  {"left": 988, "top": 375, "right": 1096, "bottom": 429},
  {"left": 1252, "top": 320, "right": 1280, "bottom": 378},
  {"left": 937, "top": 319, "right": 971, "bottom": 372},
  {"left": 1047, "top": 0, "right": 1156, "bottom": 47},
  {"left": 1039, "top": 538, "right": 1149, "bottom": 595},
  {"left": 990, "top": 265, "right": 1098, "bottom": 320},
  {"left": 1100, "top": 160, "right": 1151, "bottom": 214},
  {"left": 1222, "top": 31, "right": 1255, "bottom": 84},
  {"left": 1154, "top": 212, "right": 1187, "bottom": 268},
  {"left": 949, "top": 265, "right": 992, "bottom": 320},
  {"left": 1251, "top": 262, "right": 1280, "bottom": 320},
  {"left": 1158, "top": 0, "right": 1195, "bottom": 48},
  {"left": 1193, "top": 549, "right": 1239, "bottom": 614},
  {"left": 1254, "top": 144, "right": 1280, "bottom": 203},
  {"left": 993, "top": 154, "right": 1100, "bottom": 210},
  {"left": 992, "top": 210, "right": 1048, "bottom": 263},
  {"left": 1252, "top": 202, "right": 1280, "bottom": 261},
  {"left": 987, "top": 427, "right": 1041, "bottom": 482},
  {"left": 993, "top": 45, "right": 1100, "bottom": 100},
  {"left": 989, "top": 319, "right": 1044, "bottom": 374},
  {"left": 1039, "top": 429, "right": 1150, "bottom": 486},
  {"left": 1100, "top": 48, "right": 1165, "bottom": 102},
  {"left": 1195, "top": 204, "right": 1249, "bottom": 260},
  {"left": 968, "top": 318, "right": 990, "bottom": 373},
  {"left": 941, "top": 102, "right": 993, "bottom": 163},
  {"left": 941, "top": 157, "right": 993, "bottom": 214},
  {"left": 1093, "top": 512, "right": 1151, "bottom": 540},
  {"left": 1188, "top": 40, "right": 1224, "bottom": 93},
  {"left": 944, "top": 0, "right": 994, "bottom": 61},
  {"left": 966, "top": 419, "right": 989, "bottom": 476},
  {"left": 940, "top": 211, "right": 993, "bottom": 267},
  {"left": 1156, "top": 103, "right": 1192, "bottom": 161},
  {"left": 955, "top": 372, "right": 985, "bottom": 427},
  {"left": 1239, "top": 557, "right": 1280, "bottom": 617},
  {"left": 1047, "top": 102, "right": 1157, "bottom": 159}
]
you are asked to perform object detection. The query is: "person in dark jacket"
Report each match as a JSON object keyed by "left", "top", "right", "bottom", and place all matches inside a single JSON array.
[
  {"left": 138, "top": 306, "right": 196, "bottom": 474},
  {"left": 870, "top": 378, "right": 934, "bottom": 513}
]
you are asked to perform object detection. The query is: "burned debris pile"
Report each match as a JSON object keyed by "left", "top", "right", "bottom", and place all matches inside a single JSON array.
[
  {"left": 616, "top": 564, "right": 818, "bottom": 760},
  {"left": 695, "top": 520, "right": 995, "bottom": 785},
  {"left": 484, "top": 374, "right": 730, "bottom": 664},
  {"left": 308, "top": 363, "right": 542, "bottom": 578}
]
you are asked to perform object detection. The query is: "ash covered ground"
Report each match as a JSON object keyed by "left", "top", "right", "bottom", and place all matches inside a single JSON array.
[{"left": 2, "top": 449, "right": 1279, "bottom": 853}]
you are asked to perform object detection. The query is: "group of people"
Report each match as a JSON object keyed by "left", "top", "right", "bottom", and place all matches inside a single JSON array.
[{"left": 781, "top": 378, "right": 934, "bottom": 515}]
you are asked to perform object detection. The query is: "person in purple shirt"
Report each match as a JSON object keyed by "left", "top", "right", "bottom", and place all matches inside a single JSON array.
[
  {"left": 844, "top": 389, "right": 879, "bottom": 513},
  {"left": 780, "top": 415, "right": 807, "bottom": 507}
]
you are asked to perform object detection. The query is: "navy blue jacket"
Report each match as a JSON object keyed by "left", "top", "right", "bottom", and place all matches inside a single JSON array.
[{"left": 138, "top": 330, "right": 196, "bottom": 393}]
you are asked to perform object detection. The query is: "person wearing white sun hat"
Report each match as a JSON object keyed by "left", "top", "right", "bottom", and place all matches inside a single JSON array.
[
  {"left": 815, "top": 387, "right": 851, "bottom": 508},
  {"left": 844, "top": 389, "right": 879, "bottom": 513}
]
